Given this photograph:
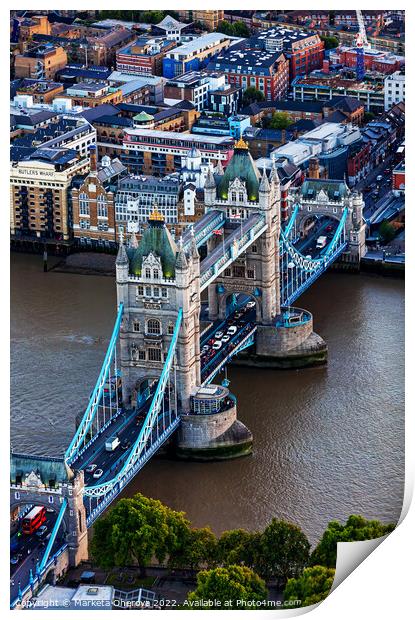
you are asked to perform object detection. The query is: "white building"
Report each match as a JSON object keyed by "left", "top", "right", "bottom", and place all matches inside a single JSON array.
[{"left": 384, "top": 71, "right": 405, "bottom": 110}]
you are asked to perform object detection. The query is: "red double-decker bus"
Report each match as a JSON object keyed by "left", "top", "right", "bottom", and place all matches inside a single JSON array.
[{"left": 22, "top": 506, "right": 46, "bottom": 535}]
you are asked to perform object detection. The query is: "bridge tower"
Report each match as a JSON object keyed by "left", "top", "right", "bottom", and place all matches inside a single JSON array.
[
  {"left": 204, "top": 139, "right": 328, "bottom": 367},
  {"left": 116, "top": 208, "right": 252, "bottom": 459},
  {"left": 116, "top": 209, "right": 200, "bottom": 413},
  {"left": 10, "top": 454, "right": 88, "bottom": 570}
]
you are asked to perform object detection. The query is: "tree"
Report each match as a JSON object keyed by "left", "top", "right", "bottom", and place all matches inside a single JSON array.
[
  {"left": 269, "top": 111, "right": 291, "bottom": 130},
  {"left": 233, "top": 21, "right": 250, "bottom": 37},
  {"left": 90, "top": 494, "right": 170, "bottom": 575},
  {"left": 283, "top": 566, "right": 335, "bottom": 608},
  {"left": 171, "top": 527, "right": 218, "bottom": 571},
  {"left": 186, "top": 565, "right": 268, "bottom": 609},
  {"left": 217, "top": 529, "right": 260, "bottom": 567},
  {"left": 378, "top": 220, "right": 396, "bottom": 245},
  {"left": 242, "top": 87, "right": 265, "bottom": 106},
  {"left": 310, "top": 515, "right": 395, "bottom": 568},
  {"left": 217, "top": 20, "right": 234, "bottom": 36},
  {"left": 320, "top": 35, "right": 339, "bottom": 50},
  {"left": 364, "top": 111, "right": 375, "bottom": 123},
  {"left": 255, "top": 519, "right": 310, "bottom": 583}
]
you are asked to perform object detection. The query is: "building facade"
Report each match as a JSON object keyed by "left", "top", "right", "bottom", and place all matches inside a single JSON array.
[
  {"left": 10, "top": 148, "right": 90, "bottom": 242},
  {"left": 14, "top": 44, "right": 68, "bottom": 80},
  {"left": 384, "top": 71, "right": 405, "bottom": 110}
]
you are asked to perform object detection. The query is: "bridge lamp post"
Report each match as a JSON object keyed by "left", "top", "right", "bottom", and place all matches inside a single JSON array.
[{"left": 287, "top": 262, "right": 295, "bottom": 303}]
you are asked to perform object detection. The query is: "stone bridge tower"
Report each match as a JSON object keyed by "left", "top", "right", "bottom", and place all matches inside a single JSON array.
[
  {"left": 10, "top": 453, "right": 88, "bottom": 568},
  {"left": 204, "top": 138, "right": 281, "bottom": 327},
  {"left": 116, "top": 209, "right": 201, "bottom": 413}
]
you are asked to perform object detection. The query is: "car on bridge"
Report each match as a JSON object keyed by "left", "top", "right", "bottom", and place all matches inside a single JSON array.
[
  {"left": 121, "top": 440, "right": 131, "bottom": 451},
  {"left": 93, "top": 469, "right": 104, "bottom": 479},
  {"left": 246, "top": 301, "right": 255, "bottom": 309},
  {"left": 222, "top": 335, "right": 230, "bottom": 343},
  {"left": 85, "top": 463, "right": 98, "bottom": 473},
  {"left": 36, "top": 525, "right": 48, "bottom": 539},
  {"left": 212, "top": 341, "right": 222, "bottom": 350},
  {"left": 227, "top": 326, "right": 237, "bottom": 335},
  {"left": 215, "top": 331, "right": 224, "bottom": 339},
  {"left": 10, "top": 553, "right": 22, "bottom": 566}
]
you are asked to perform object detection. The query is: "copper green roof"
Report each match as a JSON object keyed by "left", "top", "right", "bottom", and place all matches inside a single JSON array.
[
  {"left": 217, "top": 146, "right": 261, "bottom": 201},
  {"left": 11, "top": 453, "right": 74, "bottom": 484},
  {"left": 133, "top": 111, "right": 154, "bottom": 122},
  {"left": 130, "top": 220, "right": 177, "bottom": 278}
]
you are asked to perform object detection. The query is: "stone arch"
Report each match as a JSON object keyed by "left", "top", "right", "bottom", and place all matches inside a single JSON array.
[
  {"left": 218, "top": 290, "right": 261, "bottom": 323},
  {"left": 10, "top": 497, "right": 70, "bottom": 536}
]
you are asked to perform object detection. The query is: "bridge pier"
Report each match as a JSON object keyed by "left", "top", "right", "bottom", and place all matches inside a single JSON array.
[
  {"left": 233, "top": 308, "right": 328, "bottom": 369},
  {"left": 176, "top": 385, "right": 252, "bottom": 460}
]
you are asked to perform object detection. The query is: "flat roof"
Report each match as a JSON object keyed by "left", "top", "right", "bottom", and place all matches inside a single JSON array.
[{"left": 166, "top": 32, "right": 229, "bottom": 57}]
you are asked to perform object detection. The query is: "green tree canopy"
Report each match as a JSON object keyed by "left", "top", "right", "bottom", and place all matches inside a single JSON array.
[
  {"left": 171, "top": 527, "right": 217, "bottom": 571},
  {"left": 255, "top": 519, "right": 310, "bottom": 582},
  {"left": 310, "top": 515, "right": 395, "bottom": 568},
  {"left": 283, "top": 565, "right": 335, "bottom": 608},
  {"left": 233, "top": 21, "right": 251, "bottom": 37},
  {"left": 320, "top": 35, "right": 339, "bottom": 49},
  {"left": 242, "top": 87, "right": 265, "bottom": 106},
  {"left": 90, "top": 493, "right": 190, "bottom": 575},
  {"left": 269, "top": 111, "right": 291, "bottom": 130},
  {"left": 378, "top": 220, "right": 396, "bottom": 245},
  {"left": 217, "top": 529, "right": 260, "bottom": 567},
  {"left": 186, "top": 565, "right": 268, "bottom": 610}
]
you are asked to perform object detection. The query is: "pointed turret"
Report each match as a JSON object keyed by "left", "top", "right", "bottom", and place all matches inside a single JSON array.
[
  {"left": 216, "top": 159, "right": 224, "bottom": 175},
  {"left": 190, "top": 226, "right": 199, "bottom": 261},
  {"left": 205, "top": 167, "right": 216, "bottom": 190},
  {"left": 175, "top": 237, "right": 188, "bottom": 271},
  {"left": 129, "top": 230, "right": 138, "bottom": 249},
  {"left": 116, "top": 239, "right": 129, "bottom": 265},
  {"left": 259, "top": 167, "right": 270, "bottom": 193},
  {"left": 270, "top": 159, "right": 280, "bottom": 186}
]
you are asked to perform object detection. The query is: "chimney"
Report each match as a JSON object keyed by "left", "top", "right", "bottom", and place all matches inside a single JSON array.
[
  {"left": 308, "top": 157, "right": 320, "bottom": 179},
  {"left": 89, "top": 145, "right": 97, "bottom": 172}
]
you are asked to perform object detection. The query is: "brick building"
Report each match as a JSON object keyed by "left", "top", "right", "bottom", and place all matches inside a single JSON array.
[
  {"left": 72, "top": 147, "right": 126, "bottom": 249},
  {"left": 209, "top": 48, "right": 289, "bottom": 101},
  {"left": 116, "top": 38, "right": 177, "bottom": 76},
  {"left": 15, "top": 79, "right": 64, "bottom": 104},
  {"left": 14, "top": 44, "right": 68, "bottom": 80},
  {"left": 10, "top": 147, "right": 90, "bottom": 243},
  {"left": 61, "top": 82, "right": 123, "bottom": 108},
  {"left": 250, "top": 27, "right": 324, "bottom": 80}
]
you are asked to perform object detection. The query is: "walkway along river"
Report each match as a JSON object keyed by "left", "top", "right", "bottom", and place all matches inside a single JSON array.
[{"left": 11, "top": 253, "right": 404, "bottom": 545}]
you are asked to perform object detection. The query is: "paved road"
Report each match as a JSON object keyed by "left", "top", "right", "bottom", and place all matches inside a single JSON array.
[{"left": 10, "top": 512, "right": 62, "bottom": 604}]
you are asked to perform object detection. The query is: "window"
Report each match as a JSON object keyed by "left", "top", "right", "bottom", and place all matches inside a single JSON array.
[
  {"left": 97, "top": 195, "right": 108, "bottom": 218},
  {"left": 14, "top": 491, "right": 20, "bottom": 500},
  {"left": 145, "top": 286, "right": 151, "bottom": 297},
  {"left": 138, "top": 350, "right": 146, "bottom": 360},
  {"left": 48, "top": 496, "right": 54, "bottom": 504},
  {"left": 233, "top": 265, "right": 245, "bottom": 278},
  {"left": 147, "top": 319, "right": 161, "bottom": 335},
  {"left": 148, "top": 347, "right": 162, "bottom": 362},
  {"left": 153, "top": 287, "right": 160, "bottom": 297},
  {"left": 247, "top": 269, "right": 255, "bottom": 279},
  {"left": 137, "top": 285, "right": 144, "bottom": 296},
  {"left": 145, "top": 268, "right": 151, "bottom": 279},
  {"left": 168, "top": 323, "right": 174, "bottom": 335},
  {"left": 153, "top": 269, "right": 160, "bottom": 279},
  {"left": 251, "top": 244, "right": 258, "bottom": 253},
  {"left": 79, "top": 192, "right": 89, "bottom": 215},
  {"left": 161, "top": 288, "right": 168, "bottom": 298},
  {"left": 133, "top": 321, "right": 140, "bottom": 332},
  {"left": 224, "top": 268, "right": 231, "bottom": 277}
]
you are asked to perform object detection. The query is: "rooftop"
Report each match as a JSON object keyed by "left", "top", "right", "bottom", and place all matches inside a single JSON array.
[
  {"left": 165, "top": 32, "right": 230, "bottom": 57},
  {"left": 212, "top": 48, "right": 286, "bottom": 71}
]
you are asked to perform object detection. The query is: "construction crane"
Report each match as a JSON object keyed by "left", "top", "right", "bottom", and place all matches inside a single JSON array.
[{"left": 355, "top": 10, "right": 371, "bottom": 80}]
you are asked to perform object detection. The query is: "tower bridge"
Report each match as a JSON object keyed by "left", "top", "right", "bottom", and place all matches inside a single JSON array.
[{"left": 10, "top": 139, "right": 366, "bottom": 607}]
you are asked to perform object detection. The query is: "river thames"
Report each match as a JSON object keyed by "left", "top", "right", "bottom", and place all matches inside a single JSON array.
[{"left": 11, "top": 253, "right": 404, "bottom": 545}]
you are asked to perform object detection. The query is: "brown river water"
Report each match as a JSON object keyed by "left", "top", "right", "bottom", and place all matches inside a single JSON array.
[{"left": 11, "top": 253, "right": 404, "bottom": 544}]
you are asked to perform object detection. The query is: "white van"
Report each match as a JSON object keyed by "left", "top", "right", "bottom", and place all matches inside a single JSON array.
[{"left": 105, "top": 436, "right": 120, "bottom": 452}]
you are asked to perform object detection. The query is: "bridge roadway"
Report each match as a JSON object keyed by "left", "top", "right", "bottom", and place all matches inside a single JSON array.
[
  {"left": 200, "top": 213, "right": 263, "bottom": 276},
  {"left": 67, "top": 299, "right": 256, "bottom": 503},
  {"left": 10, "top": 512, "right": 62, "bottom": 604}
]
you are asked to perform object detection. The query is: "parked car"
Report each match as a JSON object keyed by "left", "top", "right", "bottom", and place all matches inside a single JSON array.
[
  {"left": 93, "top": 469, "right": 104, "bottom": 479},
  {"left": 85, "top": 463, "right": 97, "bottom": 473}
]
